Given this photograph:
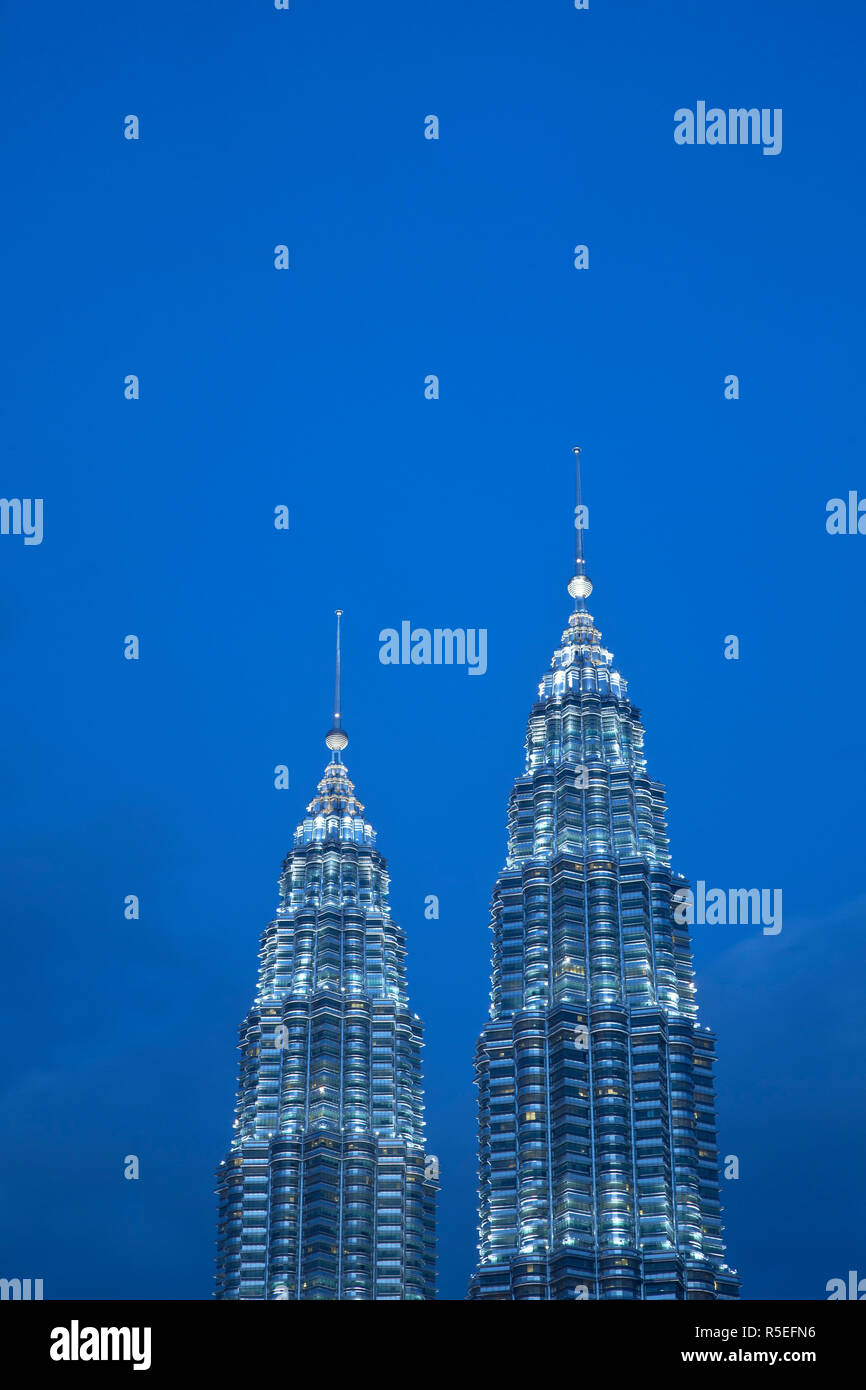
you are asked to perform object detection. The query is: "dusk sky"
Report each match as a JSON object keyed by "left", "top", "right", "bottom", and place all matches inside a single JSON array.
[{"left": 1, "top": 0, "right": 864, "bottom": 1300}]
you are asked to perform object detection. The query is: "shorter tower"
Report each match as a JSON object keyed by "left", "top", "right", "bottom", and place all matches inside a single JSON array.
[{"left": 216, "top": 613, "right": 438, "bottom": 1299}]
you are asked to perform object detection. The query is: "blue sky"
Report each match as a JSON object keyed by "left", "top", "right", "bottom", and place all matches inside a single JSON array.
[{"left": 1, "top": 0, "right": 864, "bottom": 1300}]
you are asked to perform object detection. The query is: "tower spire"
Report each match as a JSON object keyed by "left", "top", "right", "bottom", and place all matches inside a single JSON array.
[
  {"left": 567, "top": 445, "right": 593, "bottom": 608},
  {"left": 325, "top": 608, "right": 349, "bottom": 756}
]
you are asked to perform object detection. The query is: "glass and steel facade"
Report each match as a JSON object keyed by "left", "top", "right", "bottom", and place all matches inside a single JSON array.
[
  {"left": 216, "top": 753, "right": 438, "bottom": 1299},
  {"left": 469, "top": 592, "right": 739, "bottom": 1300}
]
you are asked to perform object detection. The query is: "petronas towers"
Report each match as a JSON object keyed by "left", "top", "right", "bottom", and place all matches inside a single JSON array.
[{"left": 216, "top": 454, "right": 738, "bottom": 1300}]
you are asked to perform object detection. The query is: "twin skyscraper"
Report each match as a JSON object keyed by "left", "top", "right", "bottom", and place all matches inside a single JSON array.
[{"left": 214, "top": 451, "right": 740, "bottom": 1301}]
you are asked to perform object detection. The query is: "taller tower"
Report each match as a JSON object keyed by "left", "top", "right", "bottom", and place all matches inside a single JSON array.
[
  {"left": 216, "top": 613, "right": 438, "bottom": 1299},
  {"left": 469, "top": 452, "right": 739, "bottom": 1301}
]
